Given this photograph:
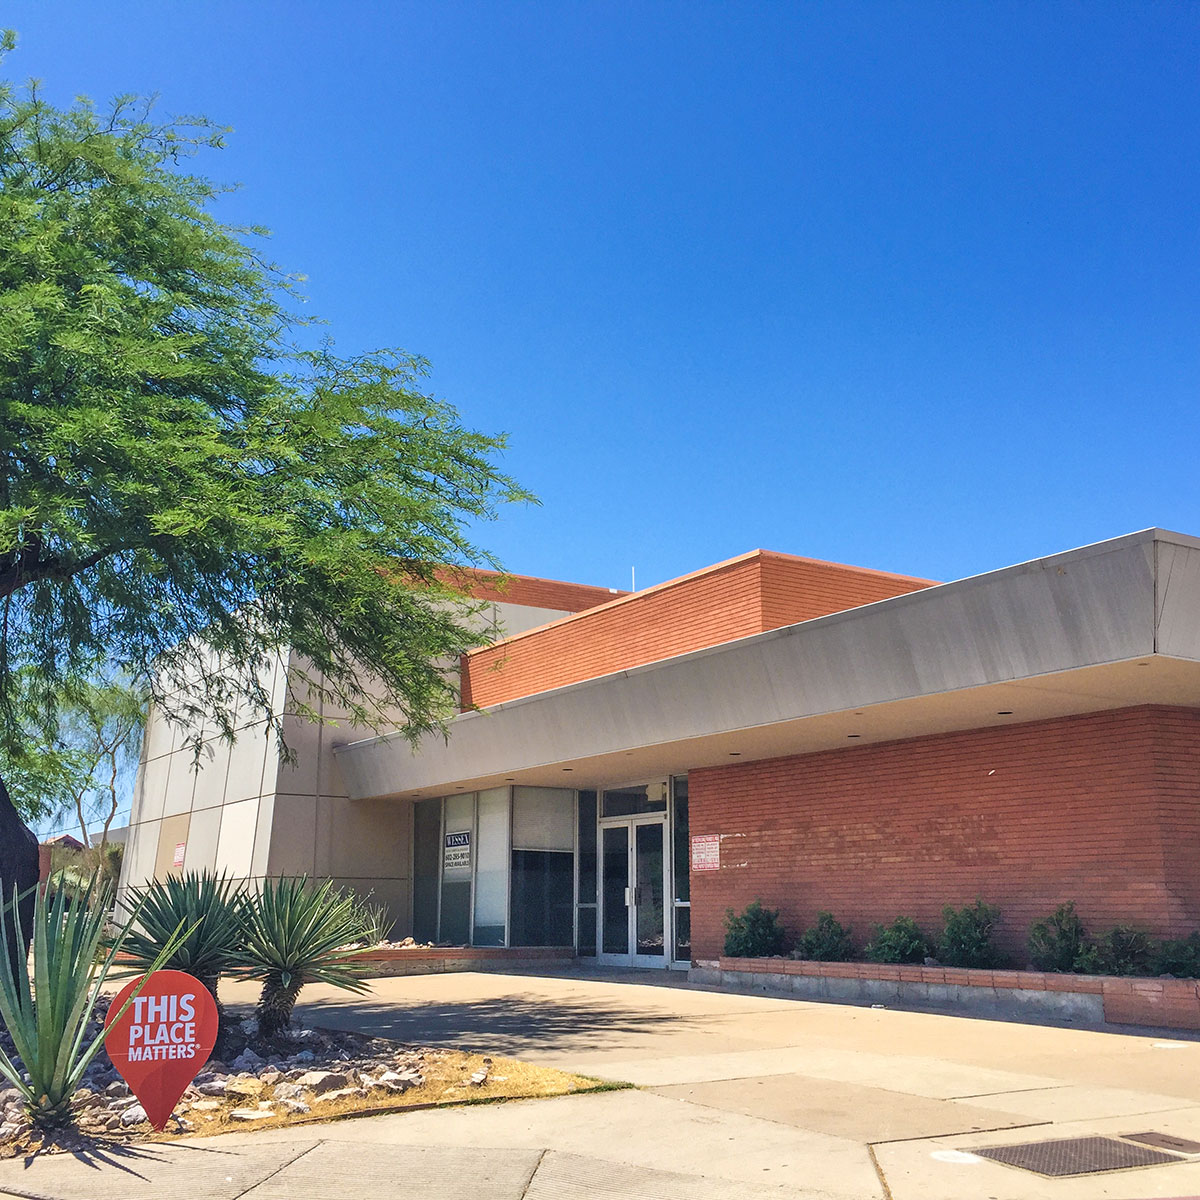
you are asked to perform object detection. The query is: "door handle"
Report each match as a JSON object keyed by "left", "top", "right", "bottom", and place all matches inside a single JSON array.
[{"left": 625, "top": 886, "right": 634, "bottom": 908}]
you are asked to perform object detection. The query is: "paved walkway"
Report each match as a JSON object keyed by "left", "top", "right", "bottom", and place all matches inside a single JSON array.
[{"left": 3, "top": 968, "right": 1200, "bottom": 1198}]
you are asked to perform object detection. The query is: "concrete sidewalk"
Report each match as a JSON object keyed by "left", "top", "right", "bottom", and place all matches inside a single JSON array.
[{"left": 3, "top": 968, "right": 1200, "bottom": 1198}]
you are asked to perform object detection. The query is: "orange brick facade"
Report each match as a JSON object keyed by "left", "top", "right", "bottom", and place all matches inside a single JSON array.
[
  {"left": 437, "top": 566, "right": 624, "bottom": 613},
  {"left": 462, "top": 551, "right": 933, "bottom": 709},
  {"left": 688, "top": 706, "right": 1200, "bottom": 963}
]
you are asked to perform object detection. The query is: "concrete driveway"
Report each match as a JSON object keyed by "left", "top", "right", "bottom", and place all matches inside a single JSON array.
[{"left": 4, "top": 968, "right": 1200, "bottom": 1199}]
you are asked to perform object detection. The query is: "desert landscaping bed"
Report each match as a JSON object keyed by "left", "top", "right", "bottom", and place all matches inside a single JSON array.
[{"left": 0, "top": 1004, "right": 618, "bottom": 1159}]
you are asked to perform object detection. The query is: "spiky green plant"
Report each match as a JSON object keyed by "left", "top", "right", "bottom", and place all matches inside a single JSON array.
[
  {"left": 346, "top": 889, "right": 392, "bottom": 946},
  {"left": 240, "top": 877, "right": 373, "bottom": 1037},
  {"left": 121, "top": 872, "right": 245, "bottom": 1008},
  {"left": 0, "top": 878, "right": 181, "bottom": 1126}
]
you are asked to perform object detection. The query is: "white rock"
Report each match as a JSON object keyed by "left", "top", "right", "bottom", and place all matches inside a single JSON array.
[
  {"left": 0, "top": 1122, "right": 21, "bottom": 1139},
  {"left": 272, "top": 1082, "right": 305, "bottom": 1100},
  {"left": 120, "top": 1105, "right": 147, "bottom": 1126},
  {"left": 295, "top": 1070, "right": 350, "bottom": 1094},
  {"left": 280, "top": 1098, "right": 310, "bottom": 1114},
  {"left": 229, "top": 1108, "right": 274, "bottom": 1121},
  {"left": 313, "top": 1087, "right": 366, "bottom": 1104},
  {"left": 191, "top": 1100, "right": 221, "bottom": 1112}
]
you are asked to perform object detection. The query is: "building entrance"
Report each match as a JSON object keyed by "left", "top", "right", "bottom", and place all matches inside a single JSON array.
[{"left": 598, "top": 815, "right": 668, "bottom": 966}]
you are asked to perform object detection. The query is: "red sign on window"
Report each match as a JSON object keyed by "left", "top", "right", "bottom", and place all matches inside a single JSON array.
[
  {"left": 104, "top": 970, "right": 219, "bottom": 1130},
  {"left": 691, "top": 834, "right": 720, "bottom": 871}
]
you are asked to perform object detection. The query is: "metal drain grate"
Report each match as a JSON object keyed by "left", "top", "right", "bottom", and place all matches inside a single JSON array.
[
  {"left": 1123, "top": 1131, "right": 1200, "bottom": 1155},
  {"left": 972, "top": 1136, "right": 1182, "bottom": 1177}
]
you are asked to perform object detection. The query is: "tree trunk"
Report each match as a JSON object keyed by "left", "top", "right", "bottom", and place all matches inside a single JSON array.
[
  {"left": 0, "top": 775, "right": 39, "bottom": 967},
  {"left": 256, "top": 972, "right": 304, "bottom": 1040}
]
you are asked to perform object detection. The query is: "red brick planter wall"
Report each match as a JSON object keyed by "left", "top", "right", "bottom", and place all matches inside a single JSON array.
[
  {"left": 715, "top": 956, "right": 1200, "bottom": 1031},
  {"left": 690, "top": 706, "right": 1200, "bottom": 962}
]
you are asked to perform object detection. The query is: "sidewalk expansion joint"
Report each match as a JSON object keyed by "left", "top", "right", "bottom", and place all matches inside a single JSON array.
[
  {"left": 517, "top": 1149, "right": 548, "bottom": 1200},
  {"left": 231, "top": 1139, "right": 323, "bottom": 1200},
  {"left": 868, "top": 1120, "right": 1052, "bottom": 1147}
]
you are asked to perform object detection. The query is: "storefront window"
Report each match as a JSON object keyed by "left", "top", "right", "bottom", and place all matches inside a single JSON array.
[
  {"left": 672, "top": 776, "right": 690, "bottom": 961},
  {"left": 439, "top": 793, "right": 474, "bottom": 945},
  {"left": 602, "top": 781, "right": 668, "bottom": 817},
  {"left": 412, "top": 798, "right": 441, "bottom": 944},
  {"left": 577, "top": 789, "right": 598, "bottom": 956},
  {"left": 472, "top": 788, "right": 509, "bottom": 946},
  {"left": 511, "top": 787, "right": 574, "bottom": 947}
]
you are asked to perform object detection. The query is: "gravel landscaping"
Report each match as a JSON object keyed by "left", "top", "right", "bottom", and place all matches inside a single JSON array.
[{"left": 0, "top": 998, "right": 611, "bottom": 1157}]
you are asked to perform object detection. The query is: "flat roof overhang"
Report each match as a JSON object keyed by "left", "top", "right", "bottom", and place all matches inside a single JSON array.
[{"left": 334, "top": 529, "right": 1200, "bottom": 801}]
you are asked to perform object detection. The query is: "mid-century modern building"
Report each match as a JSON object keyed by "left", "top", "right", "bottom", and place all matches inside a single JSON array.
[{"left": 120, "top": 528, "right": 1200, "bottom": 967}]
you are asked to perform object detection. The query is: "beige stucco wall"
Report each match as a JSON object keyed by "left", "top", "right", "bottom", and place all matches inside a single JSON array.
[{"left": 119, "top": 597, "right": 578, "bottom": 932}]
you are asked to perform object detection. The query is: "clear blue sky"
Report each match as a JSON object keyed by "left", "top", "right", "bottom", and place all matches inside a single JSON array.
[{"left": 7, "top": 3, "right": 1199, "bottom": 590}]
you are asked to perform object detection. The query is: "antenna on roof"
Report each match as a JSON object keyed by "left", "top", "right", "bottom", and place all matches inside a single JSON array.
[{"left": 631, "top": 566, "right": 636, "bottom": 591}]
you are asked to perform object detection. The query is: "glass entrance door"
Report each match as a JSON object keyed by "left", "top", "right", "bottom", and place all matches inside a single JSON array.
[{"left": 599, "top": 818, "right": 667, "bottom": 966}]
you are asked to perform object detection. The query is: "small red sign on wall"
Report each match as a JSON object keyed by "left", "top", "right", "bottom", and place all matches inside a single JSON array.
[
  {"left": 104, "top": 970, "right": 219, "bottom": 1130},
  {"left": 691, "top": 834, "right": 720, "bottom": 871},
  {"left": 172, "top": 842, "right": 186, "bottom": 868}
]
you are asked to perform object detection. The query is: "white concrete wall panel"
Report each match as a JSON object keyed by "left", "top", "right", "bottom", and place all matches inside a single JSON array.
[
  {"left": 1157, "top": 541, "right": 1200, "bottom": 660},
  {"left": 214, "top": 798, "right": 259, "bottom": 878},
  {"left": 223, "top": 722, "right": 270, "bottom": 805},
  {"left": 182, "top": 806, "right": 222, "bottom": 874},
  {"left": 188, "top": 739, "right": 232, "bottom": 811}
]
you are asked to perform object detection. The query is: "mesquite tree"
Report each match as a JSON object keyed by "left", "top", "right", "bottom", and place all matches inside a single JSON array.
[{"left": 0, "top": 31, "right": 529, "bottom": 949}]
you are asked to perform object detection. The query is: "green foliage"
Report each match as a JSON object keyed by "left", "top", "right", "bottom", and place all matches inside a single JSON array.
[
  {"left": 121, "top": 871, "right": 245, "bottom": 998},
  {"left": 795, "top": 911, "right": 854, "bottom": 961},
  {"left": 0, "top": 35, "right": 530, "bottom": 786},
  {"left": 0, "top": 879, "right": 180, "bottom": 1126},
  {"left": 864, "top": 916, "right": 931, "bottom": 964},
  {"left": 723, "top": 900, "right": 790, "bottom": 958},
  {"left": 240, "top": 876, "right": 373, "bottom": 1037},
  {"left": 346, "top": 889, "right": 393, "bottom": 945},
  {"left": 938, "top": 899, "right": 1003, "bottom": 968},
  {"left": 1075, "top": 926, "right": 1155, "bottom": 977},
  {"left": 1027, "top": 902, "right": 1087, "bottom": 972},
  {"left": 1153, "top": 932, "right": 1200, "bottom": 979}
]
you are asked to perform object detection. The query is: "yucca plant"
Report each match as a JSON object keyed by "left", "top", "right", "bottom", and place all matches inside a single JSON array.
[
  {"left": 121, "top": 871, "right": 245, "bottom": 1008},
  {"left": 240, "top": 876, "right": 374, "bottom": 1038},
  {"left": 0, "top": 878, "right": 181, "bottom": 1126}
]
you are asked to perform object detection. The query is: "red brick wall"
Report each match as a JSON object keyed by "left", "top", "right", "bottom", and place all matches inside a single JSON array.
[
  {"left": 758, "top": 553, "right": 934, "bottom": 629},
  {"left": 689, "top": 706, "right": 1200, "bottom": 963},
  {"left": 436, "top": 566, "right": 623, "bottom": 613},
  {"left": 462, "top": 552, "right": 933, "bottom": 709}
]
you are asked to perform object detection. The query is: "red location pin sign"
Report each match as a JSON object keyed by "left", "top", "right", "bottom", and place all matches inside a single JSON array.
[{"left": 104, "top": 970, "right": 219, "bottom": 1130}]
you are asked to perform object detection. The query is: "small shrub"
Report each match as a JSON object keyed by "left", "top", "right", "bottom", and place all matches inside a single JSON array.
[
  {"left": 1153, "top": 932, "right": 1200, "bottom": 979},
  {"left": 938, "top": 899, "right": 1003, "bottom": 968},
  {"left": 864, "top": 915, "right": 931, "bottom": 964},
  {"left": 346, "top": 889, "right": 392, "bottom": 945},
  {"left": 1077, "top": 926, "right": 1155, "bottom": 976},
  {"left": 724, "top": 900, "right": 790, "bottom": 958},
  {"left": 1028, "top": 902, "right": 1086, "bottom": 972},
  {"left": 795, "top": 911, "right": 854, "bottom": 961}
]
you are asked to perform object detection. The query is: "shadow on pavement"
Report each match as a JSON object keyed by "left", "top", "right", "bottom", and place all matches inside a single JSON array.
[
  {"left": 18, "top": 1135, "right": 245, "bottom": 1179},
  {"left": 273, "top": 993, "right": 685, "bottom": 1056}
]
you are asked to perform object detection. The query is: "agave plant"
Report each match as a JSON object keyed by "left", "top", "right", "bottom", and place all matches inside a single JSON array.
[
  {"left": 240, "top": 876, "right": 373, "bottom": 1038},
  {"left": 0, "top": 878, "right": 181, "bottom": 1126},
  {"left": 121, "top": 871, "right": 246, "bottom": 1009}
]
